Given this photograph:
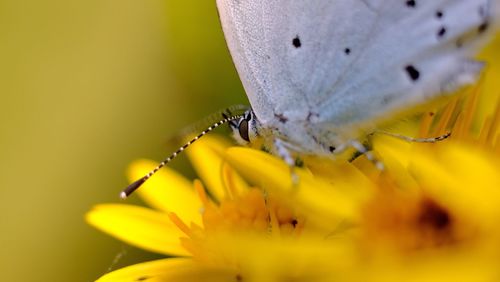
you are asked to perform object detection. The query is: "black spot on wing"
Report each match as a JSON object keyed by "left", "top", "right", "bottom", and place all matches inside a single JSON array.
[
  {"left": 436, "top": 10, "right": 443, "bottom": 19},
  {"left": 292, "top": 36, "right": 301, "bottom": 48},
  {"left": 479, "top": 4, "right": 487, "bottom": 18},
  {"left": 344, "top": 48, "right": 351, "bottom": 55},
  {"left": 478, "top": 21, "right": 489, "bottom": 33},
  {"left": 406, "top": 0, "right": 416, "bottom": 8},
  {"left": 478, "top": 4, "right": 490, "bottom": 33},
  {"left": 306, "top": 111, "right": 319, "bottom": 122},
  {"left": 274, "top": 113, "right": 288, "bottom": 123},
  {"left": 437, "top": 26, "right": 447, "bottom": 38},
  {"left": 405, "top": 65, "right": 420, "bottom": 82}
]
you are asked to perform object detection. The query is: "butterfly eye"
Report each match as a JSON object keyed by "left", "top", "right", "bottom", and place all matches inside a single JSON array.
[{"left": 238, "top": 119, "right": 250, "bottom": 142}]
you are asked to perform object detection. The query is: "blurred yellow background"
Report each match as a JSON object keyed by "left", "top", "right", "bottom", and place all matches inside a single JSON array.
[{"left": 0, "top": 1, "right": 245, "bottom": 281}]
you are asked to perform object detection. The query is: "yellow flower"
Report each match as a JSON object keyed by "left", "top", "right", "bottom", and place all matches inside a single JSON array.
[
  {"left": 87, "top": 139, "right": 346, "bottom": 281},
  {"left": 87, "top": 47, "right": 500, "bottom": 282}
]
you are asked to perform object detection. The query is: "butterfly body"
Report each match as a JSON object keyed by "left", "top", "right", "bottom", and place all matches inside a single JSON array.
[{"left": 217, "top": 0, "right": 498, "bottom": 159}]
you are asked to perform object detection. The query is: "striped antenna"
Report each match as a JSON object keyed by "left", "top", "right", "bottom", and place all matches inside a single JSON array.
[{"left": 120, "top": 114, "right": 244, "bottom": 199}]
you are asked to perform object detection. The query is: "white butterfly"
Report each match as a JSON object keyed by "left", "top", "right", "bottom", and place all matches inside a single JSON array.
[
  {"left": 122, "top": 0, "right": 498, "bottom": 197},
  {"left": 218, "top": 0, "right": 498, "bottom": 165}
]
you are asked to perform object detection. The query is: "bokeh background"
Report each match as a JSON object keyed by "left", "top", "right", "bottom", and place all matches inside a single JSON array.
[
  {"left": 1, "top": 1, "right": 499, "bottom": 282},
  {"left": 0, "top": 1, "right": 245, "bottom": 281}
]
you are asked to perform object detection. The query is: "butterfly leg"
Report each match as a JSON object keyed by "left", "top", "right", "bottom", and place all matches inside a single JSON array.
[
  {"left": 273, "top": 138, "right": 299, "bottom": 184},
  {"left": 374, "top": 131, "right": 451, "bottom": 143},
  {"left": 351, "top": 140, "right": 385, "bottom": 170},
  {"left": 335, "top": 140, "right": 384, "bottom": 171}
]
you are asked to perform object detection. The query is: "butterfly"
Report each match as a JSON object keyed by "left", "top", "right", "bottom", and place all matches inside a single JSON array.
[
  {"left": 122, "top": 0, "right": 497, "bottom": 198},
  {"left": 219, "top": 0, "right": 496, "bottom": 162}
]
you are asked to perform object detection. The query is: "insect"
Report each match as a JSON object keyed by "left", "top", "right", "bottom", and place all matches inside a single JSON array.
[{"left": 122, "top": 0, "right": 497, "bottom": 198}]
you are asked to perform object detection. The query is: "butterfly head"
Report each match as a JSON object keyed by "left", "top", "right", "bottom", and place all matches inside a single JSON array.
[{"left": 227, "top": 109, "right": 260, "bottom": 146}]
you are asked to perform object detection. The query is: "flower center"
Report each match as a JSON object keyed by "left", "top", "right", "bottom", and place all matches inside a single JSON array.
[
  {"left": 362, "top": 192, "right": 463, "bottom": 252},
  {"left": 203, "top": 188, "right": 303, "bottom": 235},
  {"left": 418, "top": 199, "right": 451, "bottom": 232},
  {"left": 168, "top": 182, "right": 304, "bottom": 262}
]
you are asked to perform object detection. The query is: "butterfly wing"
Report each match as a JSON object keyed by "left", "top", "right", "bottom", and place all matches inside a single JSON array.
[
  {"left": 217, "top": 0, "right": 380, "bottom": 123},
  {"left": 217, "top": 0, "right": 497, "bottom": 126},
  {"left": 315, "top": 0, "right": 497, "bottom": 128}
]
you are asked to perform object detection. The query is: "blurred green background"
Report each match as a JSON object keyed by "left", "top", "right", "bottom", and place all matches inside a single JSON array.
[
  {"left": 0, "top": 1, "right": 245, "bottom": 281},
  {"left": 1, "top": 1, "right": 499, "bottom": 282}
]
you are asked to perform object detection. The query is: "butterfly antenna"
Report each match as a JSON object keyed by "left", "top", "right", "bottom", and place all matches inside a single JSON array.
[{"left": 120, "top": 114, "right": 244, "bottom": 199}]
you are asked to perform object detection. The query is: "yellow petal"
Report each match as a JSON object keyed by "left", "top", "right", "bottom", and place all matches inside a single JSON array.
[
  {"left": 185, "top": 135, "right": 234, "bottom": 201},
  {"left": 221, "top": 162, "right": 250, "bottom": 198},
  {"left": 206, "top": 233, "right": 357, "bottom": 282},
  {"left": 409, "top": 143, "right": 500, "bottom": 226},
  {"left": 373, "top": 135, "right": 421, "bottom": 193},
  {"left": 86, "top": 204, "right": 189, "bottom": 256},
  {"left": 364, "top": 251, "right": 499, "bottom": 282},
  {"left": 305, "top": 156, "right": 376, "bottom": 205},
  {"left": 225, "top": 147, "right": 373, "bottom": 227},
  {"left": 477, "top": 33, "right": 500, "bottom": 124},
  {"left": 127, "top": 159, "right": 202, "bottom": 226},
  {"left": 96, "top": 258, "right": 237, "bottom": 282},
  {"left": 373, "top": 134, "right": 414, "bottom": 167}
]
